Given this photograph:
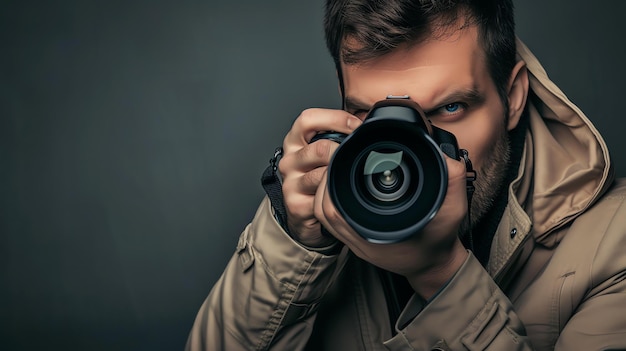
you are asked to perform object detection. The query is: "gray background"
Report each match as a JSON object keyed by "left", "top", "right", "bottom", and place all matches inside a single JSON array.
[{"left": 1, "top": 1, "right": 624, "bottom": 350}]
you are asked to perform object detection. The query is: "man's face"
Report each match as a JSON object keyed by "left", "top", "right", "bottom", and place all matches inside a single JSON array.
[{"left": 341, "top": 25, "right": 514, "bottom": 228}]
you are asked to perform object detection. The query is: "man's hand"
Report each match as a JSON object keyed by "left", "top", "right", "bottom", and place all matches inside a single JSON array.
[
  {"left": 314, "top": 155, "right": 470, "bottom": 299},
  {"left": 279, "top": 108, "right": 362, "bottom": 248}
]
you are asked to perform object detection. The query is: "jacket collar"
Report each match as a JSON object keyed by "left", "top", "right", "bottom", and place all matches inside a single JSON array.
[{"left": 487, "top": 38, "right": 614, "bottom": 277}]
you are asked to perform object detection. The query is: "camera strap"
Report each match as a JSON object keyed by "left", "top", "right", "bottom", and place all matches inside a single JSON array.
[
  {"left": 460, "top": 148, "right": 477, "bottom": 251},
  {"left": 461, "top": 149, "right": 476, "bottom": 204},
  {"left": 261, "top": 147, "right": 290, "bottom": 232}
]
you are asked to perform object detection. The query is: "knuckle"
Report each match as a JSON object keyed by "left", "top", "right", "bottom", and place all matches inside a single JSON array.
[
  {"left": 298, "top": 108, "right": 318, "bottom": 128},
  {"left": 447, "top": 159, "right": 467, "bottom": 180},
  {"left": 285, "top": 195, "right": 311, "bottom": 219},
  {"left": 285, "top": 200, "right": 303, "bottom": 219},
  {"left": 277, "top": 154, "right": 292, "bottom": 175},
  {"left": 281, "top": 178, "right": 295, "bottom": 196}
]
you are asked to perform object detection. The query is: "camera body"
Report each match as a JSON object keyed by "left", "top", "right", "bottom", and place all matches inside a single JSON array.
[{"left": 311, "top": 97, "right": 460, "bottom": 244}]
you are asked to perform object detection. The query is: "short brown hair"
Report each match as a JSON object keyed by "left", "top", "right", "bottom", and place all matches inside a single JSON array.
[{"left": 324, "top": 0, "right": 517, "bottom": 109}]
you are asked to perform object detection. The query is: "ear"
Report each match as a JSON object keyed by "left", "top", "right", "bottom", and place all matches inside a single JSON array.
[{"left": 506, "top": 60, "right": 529, "bottom": 131}]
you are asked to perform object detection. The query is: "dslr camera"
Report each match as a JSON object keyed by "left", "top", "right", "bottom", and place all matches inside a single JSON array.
[{"left": 311, "top": 96, "right": 461, "bottom": 244}]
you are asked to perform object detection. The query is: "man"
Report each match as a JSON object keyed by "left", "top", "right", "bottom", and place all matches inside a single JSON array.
[{"left": 187, "top": 1, "right": 626, "bottom": 350}]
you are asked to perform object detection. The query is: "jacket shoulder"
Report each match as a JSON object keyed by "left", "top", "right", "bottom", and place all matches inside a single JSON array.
[
  {"left": 584, "top": 178, "right": 626, "bottom": 225},
  {"left": 563, "top": 177, "right": 626, "bottom": 278},
  {"left": 600, "top": 177, "right": 626, "bottom": 202}
]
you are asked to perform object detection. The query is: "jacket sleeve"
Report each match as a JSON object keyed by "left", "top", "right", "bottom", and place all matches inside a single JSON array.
[
  {"left": 185, "top": 197, "right": 347, "bottom": 351},
  {"left": 553, "top": 186, "right": 626, "bottom": 350},
  {"left": 384, "top": 252, "right": 533, "bottom": 350}
]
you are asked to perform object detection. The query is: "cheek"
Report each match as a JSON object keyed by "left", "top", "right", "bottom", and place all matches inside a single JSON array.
[{"left": 445, "top": 111, "right": 506, "bottom": 171}]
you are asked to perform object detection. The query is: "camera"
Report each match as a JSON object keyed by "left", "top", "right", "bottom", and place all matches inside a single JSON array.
[{"left": 311, "top": 96, "right": 460, "bottom": 244}]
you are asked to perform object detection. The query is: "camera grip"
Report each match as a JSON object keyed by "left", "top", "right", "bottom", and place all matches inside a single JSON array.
[
  {"left": 431, "top": 126, "right": 460, "bottom": 160},
  {"left": 310, "top": 132, "right": 348, "bottom": 144}
]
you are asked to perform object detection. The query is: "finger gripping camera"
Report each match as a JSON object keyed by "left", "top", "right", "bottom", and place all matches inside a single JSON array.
[{"left": 311, "top": 97, "right": 460, "bottom": 244}]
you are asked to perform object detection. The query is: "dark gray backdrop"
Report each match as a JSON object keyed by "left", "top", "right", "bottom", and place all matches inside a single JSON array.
[{"left": 2, "top": 1, "right": 625, "bottom": 350}]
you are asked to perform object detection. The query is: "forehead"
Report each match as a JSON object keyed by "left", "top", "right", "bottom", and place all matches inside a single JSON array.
[{"left": 341, "top": 26, "right": 490, "bottom": 108}]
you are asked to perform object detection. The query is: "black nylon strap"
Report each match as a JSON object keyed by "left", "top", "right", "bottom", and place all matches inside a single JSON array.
[
  {"left": 261, "top": 147, "right": 289, "bottom": 232},
  {"left": 460, "top": 148, "right": 477, "bottom": 251}
]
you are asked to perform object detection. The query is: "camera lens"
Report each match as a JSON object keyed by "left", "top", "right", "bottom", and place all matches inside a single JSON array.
[
  {"left": 355, "top": 146, "right": 422, "bottom": 211},
  {"left": 327, "top": 117, "right": 448, "bottom": 243}
]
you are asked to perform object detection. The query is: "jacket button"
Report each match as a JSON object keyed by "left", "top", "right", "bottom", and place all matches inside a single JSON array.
[{"left": 510, "top": 228, "right": 517, "bottom": 238}]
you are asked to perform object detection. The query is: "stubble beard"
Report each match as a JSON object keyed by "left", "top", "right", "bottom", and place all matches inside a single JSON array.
[{"left": 460, "top": 124, "right": 512, "bottom": 236}]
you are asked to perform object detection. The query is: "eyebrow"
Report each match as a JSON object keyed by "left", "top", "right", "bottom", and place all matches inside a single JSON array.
[{"left": 424, "top": 88, "right": 485, "bottom": 114}]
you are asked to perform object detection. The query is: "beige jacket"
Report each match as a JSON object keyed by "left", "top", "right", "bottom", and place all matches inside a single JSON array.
[{"left": 186, "top": 39, "right": 626, "bottom": 350}]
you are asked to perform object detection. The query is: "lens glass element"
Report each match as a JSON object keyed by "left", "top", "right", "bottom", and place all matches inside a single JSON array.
[
  {"left": 354, "top": 143, "right": 422, "bottom": 213},
  {"left": 363, "top": 151, "right": 409, "bottom": 202}
]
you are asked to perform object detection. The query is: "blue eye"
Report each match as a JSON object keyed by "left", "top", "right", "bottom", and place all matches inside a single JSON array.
[
  {"left": 427, "top": 102, "right": 467, "bottom": 120},
  {"left": 435, "top": 102, "right": 467, "bottom": 117},
  {"left": 444, "top": 103, "right": 461, "bottom": 113}
]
